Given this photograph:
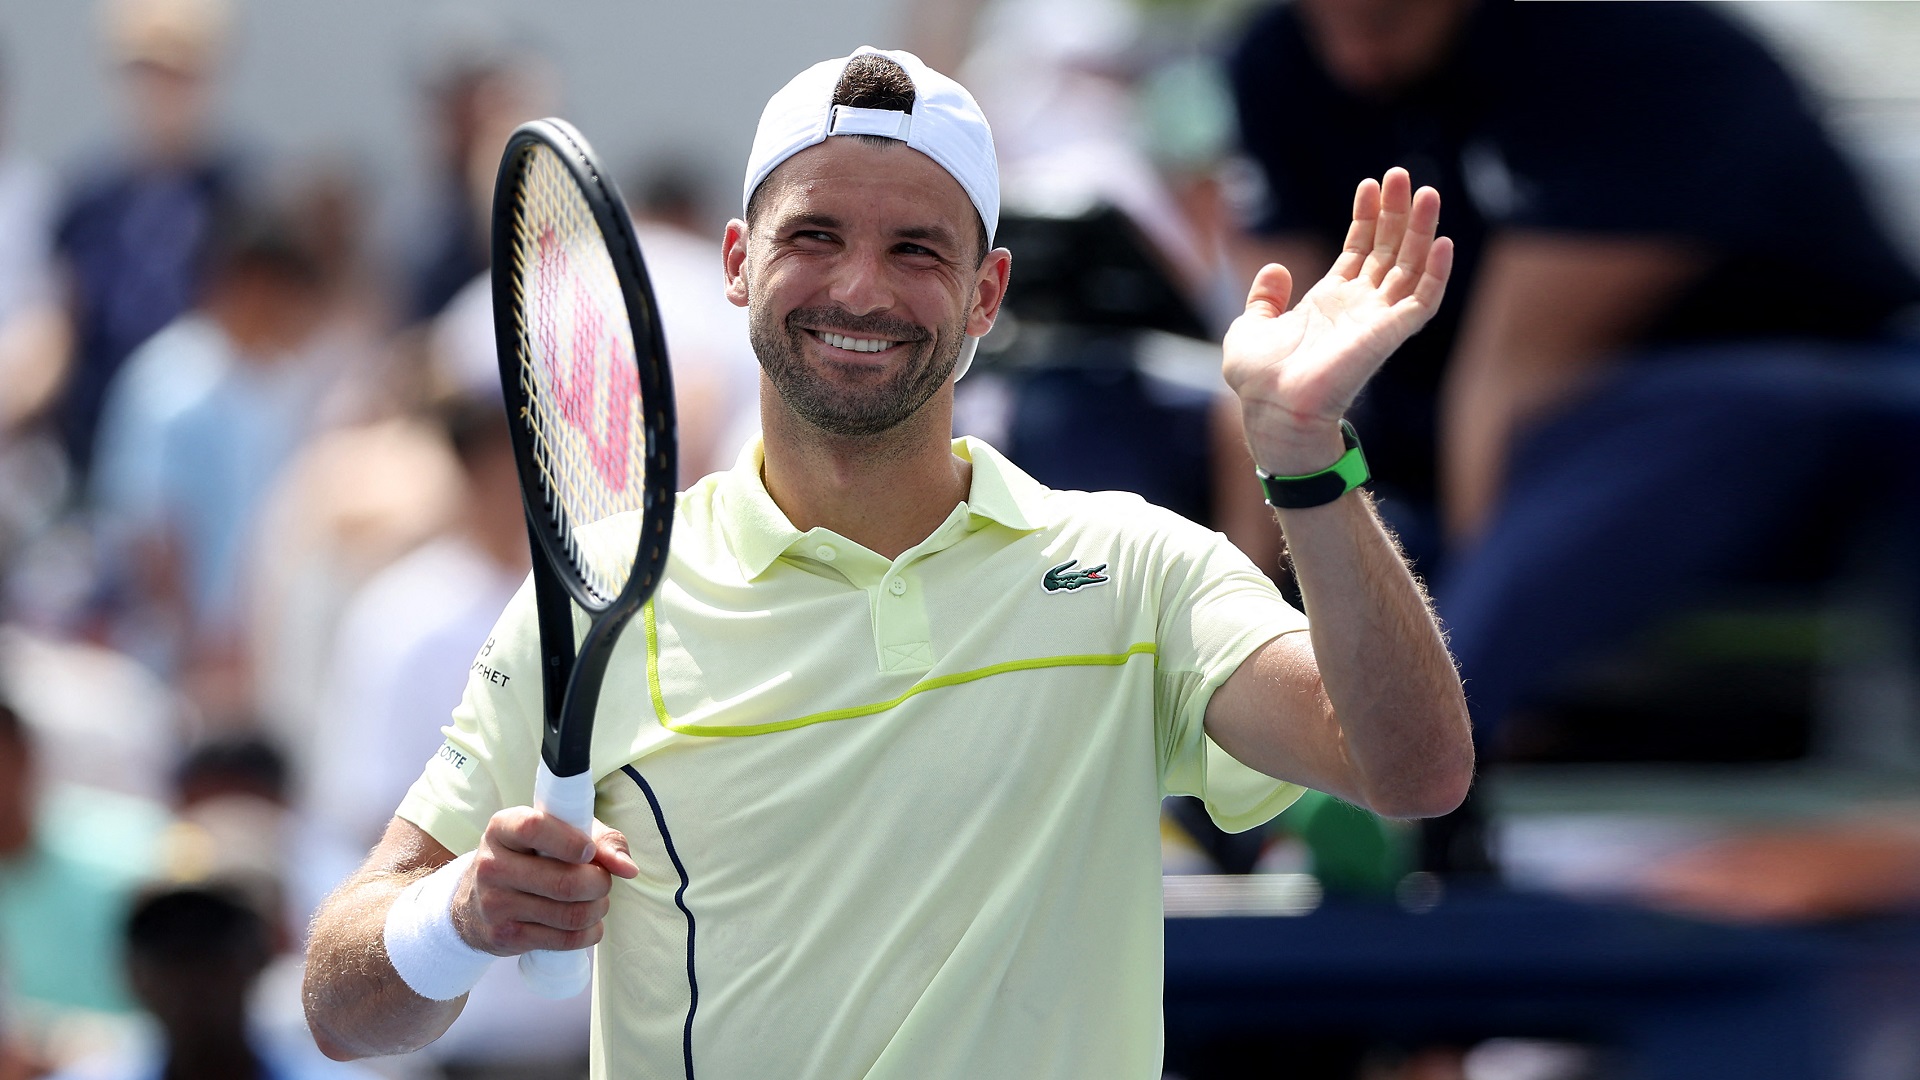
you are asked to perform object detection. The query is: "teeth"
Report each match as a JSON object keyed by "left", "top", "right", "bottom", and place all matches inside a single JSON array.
[{"left": 819, "top": 331, "right": 894, "bottom": 353}]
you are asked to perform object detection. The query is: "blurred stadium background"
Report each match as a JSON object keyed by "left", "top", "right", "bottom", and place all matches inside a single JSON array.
[{"left": 0, "top": 2, "right": 1913, "bottom": 1080}]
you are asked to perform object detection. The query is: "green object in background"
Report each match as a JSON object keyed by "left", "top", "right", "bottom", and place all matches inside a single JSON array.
[
  {"left": 1283, "top": 790, "right": 1411, "bottom": 897},
  {"left": 1134, "top": 55, "right": 1236, "bottom": 171},
  {"left": 0, "top": 784, "right": 169, "bottom": 1014}
]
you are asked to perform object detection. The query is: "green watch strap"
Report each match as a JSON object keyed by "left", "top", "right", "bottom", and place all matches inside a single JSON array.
[{"left": 1256, "top": 420, "right": 1370, "bottom": 509}]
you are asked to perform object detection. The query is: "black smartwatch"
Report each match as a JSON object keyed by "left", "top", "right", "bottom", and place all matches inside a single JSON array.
[{"left": 1255, "top": 420, "right": 1370, "bottom": 509}]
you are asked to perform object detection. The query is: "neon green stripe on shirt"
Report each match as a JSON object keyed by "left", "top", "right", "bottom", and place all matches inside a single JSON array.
[{"left": 643, "top": 600, "right": 1157, "bottom": 739}]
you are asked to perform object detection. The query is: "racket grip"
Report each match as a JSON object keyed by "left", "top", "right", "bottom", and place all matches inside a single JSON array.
[{"left": 519, "top": 762, "right": 596, "bottom": 999}]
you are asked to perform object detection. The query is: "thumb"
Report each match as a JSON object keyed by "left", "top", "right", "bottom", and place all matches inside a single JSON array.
[
  {"left": 592, "top": 820, "right": 639, "bottom": 879},
  {"left": 1244, "top": 263, "right": 1294, "bottom": 319}
]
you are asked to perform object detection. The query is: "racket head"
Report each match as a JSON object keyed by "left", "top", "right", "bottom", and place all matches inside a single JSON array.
[{"left": 491, "top": 118, "right": 676, "bottom": 620}]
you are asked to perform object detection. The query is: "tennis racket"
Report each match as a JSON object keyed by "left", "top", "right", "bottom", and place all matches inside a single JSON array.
[{"left": 490, "top": 118, "right": 677, "bottom": 999}]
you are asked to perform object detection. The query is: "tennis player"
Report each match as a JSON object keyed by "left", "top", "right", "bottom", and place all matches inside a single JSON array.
[{"left": 305, "top": 47, "right": 1470, "bottom": 1078}]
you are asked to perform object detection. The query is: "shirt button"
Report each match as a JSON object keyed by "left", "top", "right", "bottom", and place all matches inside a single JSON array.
[
  {"left": 815, "top": 545, "right": 837, "bottom": 562},
  {"left": 888, "top": 579, "right": 907, "bottom": 596}
]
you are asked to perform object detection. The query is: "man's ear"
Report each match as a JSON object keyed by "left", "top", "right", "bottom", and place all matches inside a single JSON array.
[
  {"left": 723, "top": 219, "right": 751, "bottom": 309},
  {"left": 966, "top": 247, "right": 1013, "bottom": 337}
]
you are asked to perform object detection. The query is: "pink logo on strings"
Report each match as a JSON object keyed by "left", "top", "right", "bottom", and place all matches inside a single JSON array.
[{"left": 533, "top": 227, "right": 637, "bottom": 495}]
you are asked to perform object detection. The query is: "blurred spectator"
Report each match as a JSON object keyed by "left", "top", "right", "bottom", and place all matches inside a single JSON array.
[
  {"left": 957, "top": 0, "right": 1243, "bottom": 326},
  {"left": 302, "top": 395, "right": 524, "bottom": 865},
  {"left": 43, "top": 884, "right": 380, "bottom": 1080},
  {"left": 1638, "top": 814, "right": 1920, "bottom": 925},
  {"left": 242, "top": 416, "right": 463, "bottom": 781},
  {"left": 0, "top": 700, "right": 167, "bottom": 1023},
  {"left": 275, "top": 160, "right": 415, "bottom": 431},
  {"left": 401, "top": 23, "right": 554, "bottom": 325},
  {"left": 89, "top": 201, "right": 330, "bottom": 712},
  {"left": 52, "top": 0, "right": 242, "bottom": 480},
  {"left": 629, "top": 161, "right": 761, "bottom": 482},
  {"left": 240, "top": 155, "right": 463, "bottom": 770},
  {"left": 0, "top": 624, "right": 181, "bottom": 803},
  {"left": 0, "top": 47, "right": 69, "bottom": 445},
  {"left": 142, "top": 734, "right": 403, "bottom": 1079},
  {"left": 980, "top": 205, "right": 1222, "bottom": 529},
  {"left": 172, "top": 732, "right": 287, "bottom": 811},
  {"left": 1227, "top": 1, "right": 1920, "bottom": 784}
]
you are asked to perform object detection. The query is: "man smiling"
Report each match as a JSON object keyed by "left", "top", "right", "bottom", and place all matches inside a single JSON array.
[
  {"left": 737, "top": 128, "right": 984, "bottom": 440},
  {"left": 303, "top": 47, "right": 1470, "bottom": 1079}
]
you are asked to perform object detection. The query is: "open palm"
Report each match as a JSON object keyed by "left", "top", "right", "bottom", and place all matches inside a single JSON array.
[{"left": 1224, "top": 168, "right": 1452, "bottom": 473}]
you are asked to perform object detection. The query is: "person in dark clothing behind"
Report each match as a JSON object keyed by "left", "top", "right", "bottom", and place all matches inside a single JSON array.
[
  {"left": 403, "top": 33, "right": 553, "bottom": 325},
  {"left": 52, "top": 0, "right": 241, "bottom": 480},
  {"left": 39, "top": 885, "right": 380, "bottom": 1080},
  {"left": 1229, "top": 0, "right": 1920, "bottom": 836},
  {"left": 125, "top": 887, "right": 274, "bottom": 1078}
]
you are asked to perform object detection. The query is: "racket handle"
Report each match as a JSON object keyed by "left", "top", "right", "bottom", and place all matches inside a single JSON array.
[{"left": 519, "top": 762, "right": 596, "bottom": 999}]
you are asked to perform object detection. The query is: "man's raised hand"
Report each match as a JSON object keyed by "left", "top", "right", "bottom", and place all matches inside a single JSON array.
[
  {"left": 453, "top": 807, "right": 639, "bottom": 955},
  {"left": 1223, "top": 168, "right": 1452, "bottom": 477}
]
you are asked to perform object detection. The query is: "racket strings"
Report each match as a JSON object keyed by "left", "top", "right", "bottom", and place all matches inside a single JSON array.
[{"left": 508, "top": 143, "right": 650, "bottom": 605}]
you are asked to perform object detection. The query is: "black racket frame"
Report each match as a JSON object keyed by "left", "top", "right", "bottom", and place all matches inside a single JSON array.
[{"left": 490, "top": 118, "right": 677, "bottom": 779}]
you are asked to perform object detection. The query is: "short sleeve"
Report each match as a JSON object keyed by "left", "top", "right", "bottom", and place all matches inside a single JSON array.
[
  {"left": 1150, "top": 516, "right": 1311, "bottom": 832},
  {"left": 395, "top": 574, "right": 547, "bottom": 855}
]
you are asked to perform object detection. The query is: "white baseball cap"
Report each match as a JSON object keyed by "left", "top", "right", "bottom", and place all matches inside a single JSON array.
[
  {"left": 743, "top": 47, "right": 1001, "bottom": 378},
  {"left": 743, "top": 46, "right": 1000, "bottom": 244}
]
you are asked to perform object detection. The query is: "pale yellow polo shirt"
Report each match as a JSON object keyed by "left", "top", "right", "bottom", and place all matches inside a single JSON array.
[{"left": 398, "top": 436, "right": 1309, "bottom": 1079}]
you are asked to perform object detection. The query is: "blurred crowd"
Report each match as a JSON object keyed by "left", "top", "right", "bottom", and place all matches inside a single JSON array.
[{"left": 0, "top": 0, "right": 1914, "bottom": 1078}]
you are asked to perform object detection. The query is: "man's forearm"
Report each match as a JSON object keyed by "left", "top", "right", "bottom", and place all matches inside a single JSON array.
[
  {"left": 305, "top": 809, "right": 633, "bottom": 1058},
  {"left": 1438, "top": 234, "right": 1705, "bottom": 540},
  {"left": 1278, "top": 490, "right": 1472, "bottom": 818},
  {"left": 1213, "top": 170, "right": 1467, "bottom": 813},
  {"left": 304, "top": 869, "right": 467, "bottom": 1060}
]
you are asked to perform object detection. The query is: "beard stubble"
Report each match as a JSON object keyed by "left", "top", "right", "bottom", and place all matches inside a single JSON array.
[{"left": 750, "top": 302, "right": 967, "bottom": 439}]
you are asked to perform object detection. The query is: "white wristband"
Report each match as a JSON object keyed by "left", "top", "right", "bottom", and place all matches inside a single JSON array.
[{"left": 382, "top": 851, "right": 497, "bottom": 1001}]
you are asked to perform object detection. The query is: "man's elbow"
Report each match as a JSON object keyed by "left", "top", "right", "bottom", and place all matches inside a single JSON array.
[
  {"left": 1365, "top": 733, "right": 1475, "bottom": 819},
  {"left": 307, "top": 1013, "right": 365, "bottom": 1063},
  {"left": 305, "top": 995, "right": 445, "bottom": 1062},
  {"left": 1368, "top": 770, "right": 1472, "bottom": 820}
]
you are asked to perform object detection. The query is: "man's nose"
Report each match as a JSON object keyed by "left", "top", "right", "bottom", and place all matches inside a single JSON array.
[{"left": 827, "top": 248, "right": 893, "bottom": 316}]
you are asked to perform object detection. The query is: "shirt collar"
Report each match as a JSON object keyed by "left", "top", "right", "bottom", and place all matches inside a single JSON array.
[
  {"left": 716, "top": 435, "right": 1051, "bottom": 580},
  {"left": 951, "top": 435, "right": 1049, "bottom": 532}
]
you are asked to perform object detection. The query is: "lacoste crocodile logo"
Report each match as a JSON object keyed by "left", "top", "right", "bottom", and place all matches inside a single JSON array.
[{"left": 1042, "top": 559, "right": 1110, "bottom": 593}]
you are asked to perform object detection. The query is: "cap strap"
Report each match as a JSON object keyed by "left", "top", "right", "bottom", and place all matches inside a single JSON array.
[{"left": 829, "top": 105, "right": 914, "bottom": 141}]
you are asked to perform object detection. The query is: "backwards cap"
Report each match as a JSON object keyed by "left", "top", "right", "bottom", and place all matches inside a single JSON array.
[
  {"left": 743, "top": 47, "right": 1000, "bottom": 379},
  {"left": 742, "top": 46, "right": 1000, "bottom": 247}
]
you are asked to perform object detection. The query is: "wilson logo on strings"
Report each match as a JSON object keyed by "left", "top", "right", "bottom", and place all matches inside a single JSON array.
[{"left": 534, "top": 226, "right": 637, "bottom": 494}]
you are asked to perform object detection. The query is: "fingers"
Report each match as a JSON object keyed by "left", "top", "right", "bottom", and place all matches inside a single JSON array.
[
  {"left": 1330, "top": 177, "right": 1381, "bottom": 280},
  {"left": 1383, "top": 184, "right": 1442, "bottom": 298},
  {"left": 466, "top": 899, "right": 609, "bottom": 953},
  {"left": 593, "top": 820, "right": 640, "bottom": 880},
  {"left": 470, "top": 852, "right": 614, "bottom": 951},
  {"left": 461, "top": 808, "right": 633, "bottom": 955},
  {"left": 1242, "top": 262, "right": 1294, "bottom": 319},
  {"left": 1361, "top": 168, "right": 1414, "bottom": 286},
  {"left": 1409, "top": 235, "right": 1454, "bottom": 311},
  {"left": 492, "top": 805, "right": 596, "bottom": 863},
  {"left": 479, "top": 842, "right": 612, "bottom": 903},
  {"left": 1332, "top": 169, "right": 1447, "bottom": 304}
]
